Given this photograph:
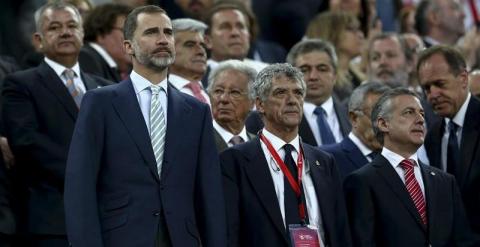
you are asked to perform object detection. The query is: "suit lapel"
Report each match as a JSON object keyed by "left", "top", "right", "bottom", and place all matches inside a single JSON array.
[
  {"left": 421, "top": 163, "right": 438, "bottom": 236},
  {"left": 214, "top": 129, "right": 228, "bottom": 153},
  {"left": 112, "top": 79, "right": 160, "bottom": 181},
  {"left": 333, "top": 98, "right": 350, "bottom": 137},
  {"left": 299, "top": 115, "right": 317, "bottom": 146},
  {"left": 81, "top": 72, "right": 100, "bottom": 90},
  {"left": 459, "top": 98, "right": 480, "bottom": 187},
  {"left": 161, "top": 85, "right": 191, "bottom": 180},
  {"left": 243, "top": 139, "right": 288, "bottom": 243},
  {"left": 374, "top": 156, "right": 427, "bottom": 232},
  {"left": 426, "top": 121, "right": 444, "bottom": 169},
  {"left": 341, "top": 137, "right": 368, "bottom": 169},
  {"left": 304, "top": 145, "right": 336, "bottom": 243},
  {"left": 38, "top": 61, "right": 78, "bottom": 120}
]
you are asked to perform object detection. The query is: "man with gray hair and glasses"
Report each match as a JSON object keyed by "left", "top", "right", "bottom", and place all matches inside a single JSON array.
[
  {"left": 344, "top": 87, "right": 477, "bottom": 246},
  {"left": 220, "top": 63, "right": 351, "bottom": 247},
  {"left": 169, "top": 18, "right": 211, "bottom": 104},
  {"left": 321, "top": 82, "right": 390, "bottom": 179},
  {"left": 207, "top": 59, "right": 257, "bottom": 152}
]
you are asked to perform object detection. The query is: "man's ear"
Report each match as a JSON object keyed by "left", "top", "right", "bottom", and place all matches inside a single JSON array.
[
  {"left": 255, "top": 98, "right": 264, "bottom": 115},
  {"left": 204, "top": 34, "right": 213, "bottom": 50},
  {"left": 124, "top": 40, "right": 134, "bottom": 56},
  {"left": 377, "top": 117, "right": 389, "bottom": 133},
  {"left": 33, "top": 32, "right": 43, "bottom": 52},
  {"left": 349, "top": 111, "right": 358, "bottom": 128}
]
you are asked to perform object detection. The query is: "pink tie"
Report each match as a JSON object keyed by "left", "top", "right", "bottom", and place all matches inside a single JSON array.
[
  {"left": 400, "top": 159, "right": 427, "bottom": 225},
  {"left": 184, "top": 81, "right": 207, "bottom": 103}
]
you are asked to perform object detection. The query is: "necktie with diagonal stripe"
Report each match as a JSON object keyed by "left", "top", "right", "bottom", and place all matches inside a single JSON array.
[
  {"left": 63, "top": 69, "right": 84, "bottom": 108},
  {"left": 150, "top": 85, "right": 166, "bottom": 176},
  {"left": 400, "top": 159, "right": 427, "bottom": 225}
]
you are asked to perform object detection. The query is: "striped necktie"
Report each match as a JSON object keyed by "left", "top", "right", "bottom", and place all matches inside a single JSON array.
[
  {"left": 150, "top": 85, "right": 166, "bottom": 175},
  {"left": 400, "top": 159, "right": 427, "bottom": 225},
  {"left": 63, "top": 69, "right": 84, "bottom": 108}
]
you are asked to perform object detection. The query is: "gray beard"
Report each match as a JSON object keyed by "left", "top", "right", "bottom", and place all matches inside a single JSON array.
[{"left": 133, "top": 42, "right": 175, "bottom": 71}]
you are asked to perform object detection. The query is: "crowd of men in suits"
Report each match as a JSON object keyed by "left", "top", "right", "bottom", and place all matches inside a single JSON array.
[{"left": 0, "top": 1, "right": 479, "bottom": 247}]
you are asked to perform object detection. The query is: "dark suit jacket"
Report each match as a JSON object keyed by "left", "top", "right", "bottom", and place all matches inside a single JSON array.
[
  {"left": 321, "top": 136, "right": 369, "bottom": 179},
  {"left": 79, "top": 44, "right": 121, "bottom": 83},
  {"left": 247, "top": 40, "right": 287, "bottom": 63},
  {"left": 245, "top": 99, "right": 351, "bottom": 146},
  {"left": 64, "top": 79, "right": 227, "bottom": 247},
  {"left": 220, "top": 138, "right": 352, "bottom": 247},
  {"left": 344, "top": 155, "right": 478, "bottom": 247},
  {"left": 213, "top": 128, "right": 256, "bottom": 153},
  {"left": 424, "top": 96, "right": 480, "bottom": 235},
  {"left": 1, "top": 61, "right": 110, "bottom": 235}
]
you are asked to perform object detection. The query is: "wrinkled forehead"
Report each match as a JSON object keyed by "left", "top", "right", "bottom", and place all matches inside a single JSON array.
[
  {"left": 135, "top": 12, "right": 172, "bottom": 32},
  {"left": 42, "top": 6, "right": 81, "bottom": 24}
]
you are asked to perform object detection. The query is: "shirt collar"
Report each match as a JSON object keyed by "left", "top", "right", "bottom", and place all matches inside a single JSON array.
[
  {"left": 169, "top": 73, "right": 193, "bottom": 89},
  {"left": 89, "top": 42, "right": 117, "bottom": 68},
  {"left": 44, "top": 56, "right": 81, "bottom": 79},
  {"left": 303, "top": 96, "right": 334, "bottom": 117},
  {"left": 348, "top": 132, "right": 373, "bottom": 156},
  {"left": 446, "top": 93, "right": 471, "bottom": 128},
  {"left": 262, "top": 128, "right": 300, "bottom": 155},
  {"left": 381, "top": 146, "right": 419, "bottom": 169},
  {"left": 213, "top": 120, "right": 249, "bottom": 144},
  {"left": 130, "top": 69, "right": 168, "bottom": 95}
]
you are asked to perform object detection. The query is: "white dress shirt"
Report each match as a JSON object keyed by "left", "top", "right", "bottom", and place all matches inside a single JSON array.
[
  {"left": 44, "top": 57, "right": 86, "bottom": 94},
  {"left": 260, "top": 129, "right": 326, "bottom": 246},
  {"left": 381, "top": 147, "right": 425, "bottom": 197},
  {"left": 303, "top": 98, "right": 343, "bottom": 145},
  {"left": 212, "top": 120, "right": 248, "bottom": 147},
  {"left": 89, "top": 42, "right": 118, "bottom": 68},
  {"left": 441, "top": 93, "right": 470, "bottom": 171},
  {"left": 168, "top": 73, "right": 210, "bottom": 105},
  {"left": 130, "top": 70, "right": 168, "bottom": 134}
]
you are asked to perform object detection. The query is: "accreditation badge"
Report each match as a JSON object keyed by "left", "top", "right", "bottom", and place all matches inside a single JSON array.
[{"left": 289, "top": 224, "right": 321, "bottom": 247}]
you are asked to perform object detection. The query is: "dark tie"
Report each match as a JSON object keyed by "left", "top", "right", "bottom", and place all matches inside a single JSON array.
[
  {"left": 313, "top": 106, "right": 336, "bottom": 145},
  {"left": 184, "top": 81, "right": 208, "bottom": 103},
  {"left": 399, "top": 159, "right": 427, "bottom": 225},
  {"left": 282, "top": 144, "right": 308, "bottom": 229},
  {"left": 447, "top": 121, "right": 460, "bottom": 177},
  {"left": 229, "top": 135, "right": 244, "bottom": 145}
]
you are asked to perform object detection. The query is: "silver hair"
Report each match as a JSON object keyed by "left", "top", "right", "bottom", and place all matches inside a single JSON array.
[
  {"left": 371, "top": 87, "right": 419, "bottom": 144},
  {"left": 207, "top": 59, "right": 257, "bottom": 100},
  {"left": 348, "top": 81, "right": 390, "bottom": 113},
  {"left": 172, "top": 18, "right": 208, "bottom": 34},
  {"left": 35, "top": 2, "right": 82, "bottom": 33},
  {"left": 286, "top": 38, "right": 338, "bottom": 72},
  {"left": 252, "top": 63, "right": 306, "bottom": 102}
]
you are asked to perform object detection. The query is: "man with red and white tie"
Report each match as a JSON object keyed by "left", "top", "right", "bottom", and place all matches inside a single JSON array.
[
  {"left": 343, "top": 87, "right": 478, "bottom": 246},
  {"left": 169, "top": 18, "right": 211, "bottom": 105}
]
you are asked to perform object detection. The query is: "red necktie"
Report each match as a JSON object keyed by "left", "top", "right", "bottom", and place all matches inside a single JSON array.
[
  {"left": 184, "top": 81, "right": 208, "bottom": 103},
  {"left": 400, "top": 159, "right": 427, "bottom": 225}
]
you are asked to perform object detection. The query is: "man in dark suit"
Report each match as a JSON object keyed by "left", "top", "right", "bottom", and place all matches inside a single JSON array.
[
  {"left": 321, "top": 82, "right": 389, "bottom": 179},
  {"left": 221, "top": 63, "right": 351, "bottom": 247},
  {"left": 79, "top": 3, "right": 132, "bottom": 82},
  {"left": 344, "top": 88, "right": 478, "bottom": 246},
  {"left": 1, "top": 3, "right": 110, "bottom": 246},
  {"left": 64, "top": 5, "right": 226, "bottom": 247},
  {"left": 417, "top": 45, "right": 480, "bottom": 236},
  {"left": 246, "top": 39, "right": 351, "bottom": 146},
  {"left": 207, "top": 60, "right": 257, "bottom": 152}
]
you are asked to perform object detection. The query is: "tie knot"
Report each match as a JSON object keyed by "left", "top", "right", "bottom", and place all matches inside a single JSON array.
[
  {"left": 63, "top": 69, "right": 75, "bottom": 80},
  {"left": 283, "top": 144, "right": 295, "bottom": 155},
  {"left": 448, "top": 120, "right": 458, "bottom": 132},
  {"left": 400, "top": 159, "right": 416, "bottom": 170},
  {"left": 313, "top": 106, "right": 326, "bottom": 116},
  {"left": 229, "top": 135, "right": 244, "bottom": 145},
  {"left": 185, "top": 81, "right": 202, "bottom": 93},
  {"left": 151, "top": 85, "right": 161, "bottom": 95}
]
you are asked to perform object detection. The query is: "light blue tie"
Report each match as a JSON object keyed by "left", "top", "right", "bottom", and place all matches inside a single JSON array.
[
  {"left": 313, "top": 106, "right": 336, "bottom": 145},
  {"left": 150, "top": 85, "right": 166, "bottom": 175},
  {"left": 63, "top": 69, "right": 84, "bottom": 108}
]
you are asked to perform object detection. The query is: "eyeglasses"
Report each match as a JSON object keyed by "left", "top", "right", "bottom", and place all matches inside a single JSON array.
[{"left": 211, "top": 88, "right": 248, "bottom": 99}]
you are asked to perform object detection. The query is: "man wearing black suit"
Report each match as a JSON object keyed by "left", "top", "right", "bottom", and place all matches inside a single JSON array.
[
  {"left": 221, "top": 63, "right": 351, "bottom": 247},
  {"left": 1, "top": 3, "right": 110, "bottom": 246},
  {"left": 246, "top": 39, "right": 350, "bottom": 147},
  {"left": 344, "top": 88, "right": 478, "bottom": 246},
  {"left": 64, "top": 5, "right": 226, "bottom": 247},
  {"left": 417, "top": 45, "right": 480, "bottom": 236},
  {"left": 79, "top": 3, "right": 132, "bottom": 82},
  {"left": 207, "top": 60, "right": 257, "bottom": 152},
  {"left": 322, "top": 82, "right": 389, "bottom": 179}
]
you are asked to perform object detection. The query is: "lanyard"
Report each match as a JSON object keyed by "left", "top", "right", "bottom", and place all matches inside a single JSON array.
[{"left": 259, "top": 133, "right": 307, "bottom": 222}]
